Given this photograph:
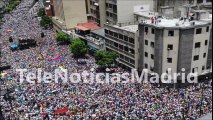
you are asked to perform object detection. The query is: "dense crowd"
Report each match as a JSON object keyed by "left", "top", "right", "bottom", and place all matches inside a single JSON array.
[{"left": 0, "top": 0, "right": 212, "bottom": 120}]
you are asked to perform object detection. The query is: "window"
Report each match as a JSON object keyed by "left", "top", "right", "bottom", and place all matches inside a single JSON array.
[
  {"left": 105, "top": 29, "right": 109, "bottom": 34},
  {"left": 129, "top": 38, "right": 134, "bottom": 44},
  {"left": 207, "top": 65, "right": 211, "bottom": 69},
  {"left": 202, "top": 66, "right": 205, "bottom": 71},
  {"left": 203, "top": 53, "right": 207, "bottom": 58},
  {"left": 205, "top": 40, "right": 208, "bottom": 46},
  {"left": 145, "top": 40, "right": 148, "bottom": 45},
  {"left": 120, "top": 54, "right": 124, "bottom": 59},
  {"left": 151, "top": 28, "right": 155, "bottom": 34},
  {"left": 150, "top": 66, "right": 154, "bottom": 72},
  {"left": 145, "top": 64, "right": 148, "bottom": 68},
  {"left": 124, "top": 46, "right": 128, "bottom": 52},
  {"left": 129, "top": 49, "right": 135, "bottom": 54},
  {"left": 167, "top": 58, "right": 173, "bottom": 63},
  {"left": 196, "top": 28, "right": 202, "bottom": 34},
  {"left": 192, "top": 68, "right": 195, "bottom": 73},
  {"left": 145, "top": 27, "right": 148, "bottom": 34},
  {"left": 130, "top": 59, "right": 135, "bottom": 64},
  {"left": 114, "top": 33, "right": 118, "bottom": 38},
  {"left": 151, "top": 54, "right": 154, "bottom": 59},
  {"left": 119, "top": 34, "right": 123, "bottom": 40},
  {"left": 168, "top": 44, "right": 173, "bottom": 50},
  {"left": 194, "top": 55, "right": 199, "bottom": 61},
  {"left": 125, "top": 57, "right": 129, "bottom": 62},
  {"left": 114, "top": 42, "right": 118, "bottom": 47},
  {"left": 119, "top": 44, "right": 123, "bottom": 50},
  {"left": 145, "top": 52, "right": 148, "bottom": 57},
  {"left": 168, "top": 31, "right": 174, "bottom": 36},
  {"left": 109, "top": 30, "right": 113, "bottom": 36},
  {"left": 206, "top": 26, "right": 209, "bottom": 32},
  {"left": 106, "top": 11, "right": 109, "bottom": 17},
  {"left": 124, "top": 36, "right": 128, "bottom": 41},
  {"left": 195, "top": 42, "right": 201, "bottom": 48},
  {"left": 151, "top": 42, "right": 155, "bottom": 48}
]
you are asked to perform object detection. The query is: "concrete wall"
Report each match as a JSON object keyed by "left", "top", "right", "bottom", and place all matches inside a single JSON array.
[
  {"left": 99, "top": 0, "right": 107, "bottom": 26},
  {"left": 178, "top": 28, "right": 194, "bottom": 75},
  {"left": 117, "top": 0, "right": 154, "bottom": 23},
  {"left": 154, "top": 28, "right": 164, "bottom": 74},
  {"left": 206, "top": 26, "right": 212, "bottom": 71},
  {"left": 191, "top": 25, "right": 211, "bottom": 75},
  {"left": 138, "top": 24, "right": 145, "bottom": 71},
  {"left": 53, "top": 0, "right": 65, "bottom": 21},
  {"left": 62, "top": 0, "right": 87, "bottom": 29},
  {"left": 162, "top": 29, "right": 179, "bottom": 74}
]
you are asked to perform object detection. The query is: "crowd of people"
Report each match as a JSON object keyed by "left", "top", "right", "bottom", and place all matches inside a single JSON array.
[{"left": 0, "top": 0, "right": 212, "bottom": 120}]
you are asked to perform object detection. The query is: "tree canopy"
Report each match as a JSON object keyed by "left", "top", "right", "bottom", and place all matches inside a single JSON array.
[
  {"left": 37, "top": 8, "right": 46, "bottom": 17},
  {"left": 95, "top": 51, "right": 118, "bottom": 67},
  {"left": 70, "top": 39, "right": 88, "bottom": 58},
  {"left": 56, "top": 32, "right": 69, "bottom": 43},
  {"left": 40, "top": 16, "right": 53, "bottom": 29}
]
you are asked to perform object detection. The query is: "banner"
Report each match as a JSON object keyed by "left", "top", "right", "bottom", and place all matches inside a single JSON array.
[
  {"left": 54, "top": 107, "right": 69, "bottom": 114},
  {"left": 48, "top": 56, "right": 64, "bottom": 62}
]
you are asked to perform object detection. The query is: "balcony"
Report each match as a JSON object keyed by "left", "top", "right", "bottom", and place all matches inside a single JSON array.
[{"left": 85, "top": 35, "right": 104, "bottom": 46}]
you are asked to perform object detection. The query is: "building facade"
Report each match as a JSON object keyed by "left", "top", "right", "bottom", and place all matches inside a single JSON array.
[
  {"left": 87, "top": 0, "right": 154, "bottom": 27},
  {"left": 104, "top": 24, "right": 139, "bottom": 69},
  {"left": 156, "top": 0, "right": 212, "bottom": 18},
  {"left": 52, "top": 0, "right": 88, "bottom": 32},
  {"left": 138, "top": 13, "right": 212, "bottom": 78}
]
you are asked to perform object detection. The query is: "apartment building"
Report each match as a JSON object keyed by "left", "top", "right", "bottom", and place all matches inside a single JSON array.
[
  {"left": 52, "top": 0, "right": 88, "bottom": 32},
  {"left": 87, "top": 0, "right": 107, "bottom": 27},
  {"left": 156, "top": 0, "right": 212, "bottom": 18},
  {"left": 138, "top": 11, "right": 212, "bottom": 78},
  {"left": 87, "top": 0, "right": 154, "bottom": 27},
  {"left": 104, "top": 23, "right": 139, "bottom": 69}
]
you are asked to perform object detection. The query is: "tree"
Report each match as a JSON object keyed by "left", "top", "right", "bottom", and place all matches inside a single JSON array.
[
  {"left": 40, "top": 16, "right": 53, "bottom": 29},
  {"left": 95, "top": 51, "right": 118, "bottom": 67},
  {"left": 56, "top": 32, "right": 69, "bottom": 43},
  {"left": 37, "top": 8, "right": 46, "bottom": 17},
  {"left": 70, "top": 39, "right": 88, "bottom": 58}
]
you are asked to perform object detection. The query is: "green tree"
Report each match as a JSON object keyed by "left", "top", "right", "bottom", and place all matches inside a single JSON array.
[
  {"left": 40, "top": 16, "right": 53, "bottom": 29},
  {"left": 56, "top": 32, "right": 69, "bottom": 43},
  {"left": 95, "top": 51, "right": 118, "bottom": 67},
  {"left": 4, "top": 6, "right": 13, "bottom": 13},
  {"left": 37, "top": 8, "right": 46, "bottom": 17},
  {"left": 70, "top": 39, "right": 88, "bottom": 58}
]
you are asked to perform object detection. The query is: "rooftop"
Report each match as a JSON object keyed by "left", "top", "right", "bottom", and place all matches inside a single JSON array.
[
  {"left": 112, "top": 25, "right": 138, "bottom": 33},
  {"left": 142, "top": 15, "right": 212, "bottom": 28},
  {"left": 76, "top": 22, "right": 100, "bottom": 31},
  {"left": 91, "top": 27, "right": 105, "bottom": 37}
]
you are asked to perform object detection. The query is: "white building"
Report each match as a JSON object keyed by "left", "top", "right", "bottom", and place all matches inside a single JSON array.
[{"left": 138, "top": 11, "right": 212, "bottom": 78}]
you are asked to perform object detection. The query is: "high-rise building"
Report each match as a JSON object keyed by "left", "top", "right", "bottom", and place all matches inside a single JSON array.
[
  {"left": 87, "top": 0, "right": 154, "bottom": 26},
  {"left": 52, "top": 0, "right": 88, "bottom": 32},
  {"left": 138, "top": 11, "right": 212, "bottom": 77}
]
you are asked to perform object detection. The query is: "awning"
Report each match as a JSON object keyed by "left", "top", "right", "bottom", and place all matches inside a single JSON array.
[{"left": 75, "top": 26, "right": 89, "bottom": 31}]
